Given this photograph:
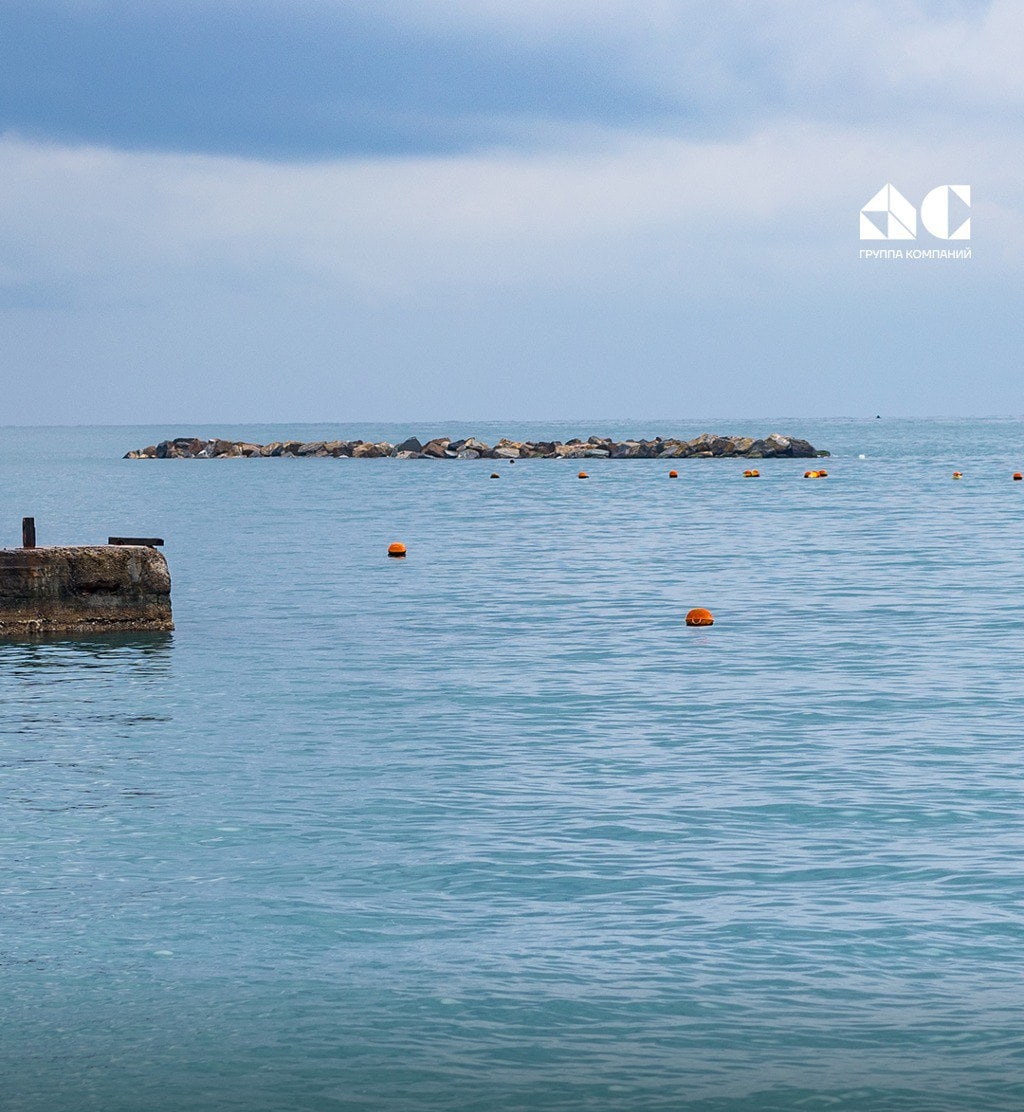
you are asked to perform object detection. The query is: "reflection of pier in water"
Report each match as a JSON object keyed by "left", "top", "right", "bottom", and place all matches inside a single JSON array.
[
  {"left": 1, "top": 630, "right": 175, "bottom": 823},
  {"left": 2, "top": 630, "right": 173, "bottom": 662},
  {"left": 1, "top": 627, "right": 175, "bottom": 844}
]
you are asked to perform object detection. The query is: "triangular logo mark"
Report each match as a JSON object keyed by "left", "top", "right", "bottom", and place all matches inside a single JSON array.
[{"left": 860, "top": 183, "right": 917, "bottom": 240}]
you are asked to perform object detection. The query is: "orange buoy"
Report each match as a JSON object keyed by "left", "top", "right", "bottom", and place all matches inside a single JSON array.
[
  {"left": 387, "top": 542, "right": 407, "bottom": 558},
  {"left": 817, "top": 469, "right": 828, "bottom": 478},
  {"left": 490, "top": 473, "right": 500, "bottom": 479},
  {"left": 743, "top": 469, "right": 760, "bottom": 478},
  {"left": 952, "top": 472, "right": 963, "bottom": 480},
  {"left": 685, "top": 607, "right": 714, "bottom": 627},
  {"left": 804, "top": 470, "right": 818, "bottom": 479},
  {"left": 1013, "top": 472, "right": 1023, "bottom": 481},
  {"left": 668, "top": 470, "right": 679, "bottom": 478},
  {"left": 578, "top": 471, "right": 589, "bottom": 479}
]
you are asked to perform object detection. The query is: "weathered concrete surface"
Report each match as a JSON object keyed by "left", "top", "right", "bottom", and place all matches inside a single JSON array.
[{"left": 0, "top": 546, "right": 173, "bottom": 635}]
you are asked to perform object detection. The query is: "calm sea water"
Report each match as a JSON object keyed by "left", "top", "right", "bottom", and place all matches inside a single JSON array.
[{"left": 2, "top": 419, "right": 1024, "bottom": 1111}]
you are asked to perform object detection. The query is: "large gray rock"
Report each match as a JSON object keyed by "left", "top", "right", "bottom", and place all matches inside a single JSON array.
[
  {"left": 764, "top": 433, "right": 792, "bottom": 456},
  {"left": 788, "top": 437, "right": 817, "bottom": 458}
]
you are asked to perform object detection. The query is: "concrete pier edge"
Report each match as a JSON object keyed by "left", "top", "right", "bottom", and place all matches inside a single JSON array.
[{"left": 0, "top": 544, "right": 173, "bottom": 636}]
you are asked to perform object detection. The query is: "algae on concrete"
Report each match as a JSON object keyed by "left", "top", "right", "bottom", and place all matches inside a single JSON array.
[{"left": 0, "top": 545, "right": 173, "bottom": 635}]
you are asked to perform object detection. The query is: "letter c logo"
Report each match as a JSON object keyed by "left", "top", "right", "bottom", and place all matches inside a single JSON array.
[{"left": 919, "top": 185, "right": 971, "bottom": 240}]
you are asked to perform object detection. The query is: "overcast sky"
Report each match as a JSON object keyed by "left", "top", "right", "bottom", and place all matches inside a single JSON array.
[{"left": 1, "top": 0, "right": 1021, "bottom": 424}]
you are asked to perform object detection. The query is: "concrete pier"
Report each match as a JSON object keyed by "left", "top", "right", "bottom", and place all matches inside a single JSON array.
[{"left": 0, "top": 545, "right": 173, "bottom": 635}]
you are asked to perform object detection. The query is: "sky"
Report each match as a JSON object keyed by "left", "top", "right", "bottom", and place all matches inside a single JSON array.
[{"left": 1, "top": 0, "right": 1021, "bottom": 424}]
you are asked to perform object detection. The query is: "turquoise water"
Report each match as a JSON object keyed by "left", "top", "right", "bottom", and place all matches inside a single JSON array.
[{"left": 3, "top": 419, "right": 1024, "bottom": 1111}]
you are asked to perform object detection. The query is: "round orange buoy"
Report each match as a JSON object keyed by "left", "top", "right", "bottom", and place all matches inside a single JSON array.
[
  {"left": 668, "top": 470, "right": 678, "bottom": 478},
  {"left": 804, "top": 470, "right": 818, "bottom": 479},
  {"left": 578, "top": 471, "right": 589, "bottom": 479},
  {"left": 387, "top": 542, "right": 407, "bottom": 558},
  {"left": 1014, "top": 473, "right": 1023, "bottom": 481},
  {"left": 952, "top": 472, "right": 963, "bottom": 480},
  {"left": 685, "top": 607, "right": 714, "bottom": 627},
  {"left": 817, "top": 469, "right": 828, "bottom": 478},
  {"left": 743, "top": 469, "right": 760, "bottom": 478},
  {"left": 490, "top": 473, "right": 500, "bottom": 479}
]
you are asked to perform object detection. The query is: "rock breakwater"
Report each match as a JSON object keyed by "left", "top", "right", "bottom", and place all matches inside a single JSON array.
[{"left": 125, "top": 433, "right": 827, "bottom": 460}]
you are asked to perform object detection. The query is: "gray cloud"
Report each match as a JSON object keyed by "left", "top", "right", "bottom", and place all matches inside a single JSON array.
[
  {"left": 1, "top": 2, "right": 1016, "bottom": 423},
  {"left": 370, "top": 0, "right": 1023, "bottom": 131},
  {"left": 0, "top": 118, "right": 1016, "bottom": 423},
  {"left": 0, "top": 1, "right": 1018, "bottom": 159}
]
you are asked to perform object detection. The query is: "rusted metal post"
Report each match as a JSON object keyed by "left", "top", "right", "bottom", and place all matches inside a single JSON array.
[{"left": 22, "top": 517, "right": 35, "bottom": 549}]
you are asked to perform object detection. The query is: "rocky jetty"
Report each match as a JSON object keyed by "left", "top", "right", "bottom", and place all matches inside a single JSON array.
[
  {"left": 0, "top": 545, "right": 173, "bottom": 635},
  {"left": 125, "top": 433, "right": 827, "bottom": 460}
]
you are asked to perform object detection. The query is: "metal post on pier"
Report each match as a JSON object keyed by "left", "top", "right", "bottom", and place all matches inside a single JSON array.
[{"left": 22, "top": 517, "right": 36, "bottom": 549}]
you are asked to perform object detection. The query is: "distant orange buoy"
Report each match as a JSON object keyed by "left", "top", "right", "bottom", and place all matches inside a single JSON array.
[
  {"left": 952, "top": 472, "right": 963, "bottom": 480},
  {"left": 668, "top": 470, "right": 678, "bottom": 478},
  {"left": 743, "top": 469, "right": 760, "bottom": 478},
  {"left": 817, "top": 469, "right": 828, "bottom": 478},
  {"left": 1014, "top": 473, "right": 1023, "bottom": 481},
  {"left": 804, "top": 470, "right": 818, "bottom": 479},
  {"left": 685, "top": 608, "right": 714, "bottom": 627},
  {"left": 387, "top": 543, "right": 407, "bottom": 558},
  {"left": 578, "top": 471, "right": 589, "bottom": 479}
]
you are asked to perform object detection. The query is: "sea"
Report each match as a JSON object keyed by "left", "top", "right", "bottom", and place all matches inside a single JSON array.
[{"left": 2, "top": 418, "right": 1023, "bottom": 1112}]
